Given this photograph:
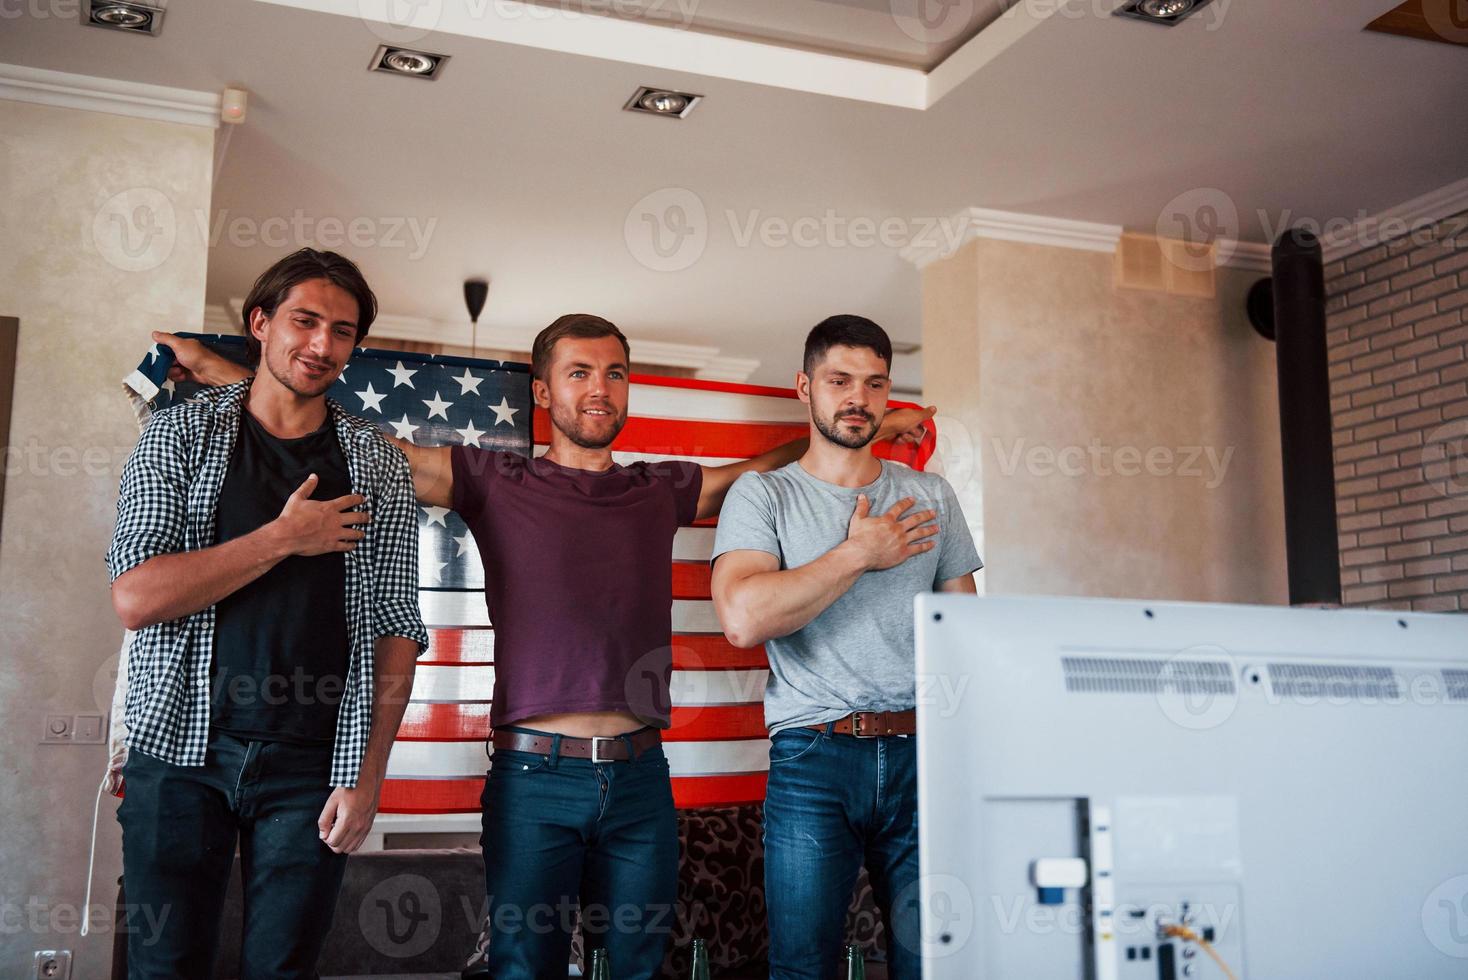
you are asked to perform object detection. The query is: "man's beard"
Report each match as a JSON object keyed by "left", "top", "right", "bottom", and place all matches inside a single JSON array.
[
  {"left": 265, "top": 347, "right": 335, "bottom": 398},
  {"left": 550, "top": 401, "right": 627, "bottom": 449},
  {"left": 813, "top": 407, "right": 878, "bottom": 450}
]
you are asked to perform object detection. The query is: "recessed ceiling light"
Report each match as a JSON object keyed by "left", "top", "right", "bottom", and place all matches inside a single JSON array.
[
  {"left": 1113, "top": 0, "right": 1214, "bottom": 26},
  {"left": 370, "top": 45, "right": 450, "bottom": 80},
  {"left": 624, "top": 86, "right": 702, "bottom": 120},
  {"left": 83, "top": 0, "right": 163, "bottom": 35}
]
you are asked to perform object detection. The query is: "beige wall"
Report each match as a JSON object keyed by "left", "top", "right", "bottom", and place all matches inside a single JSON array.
[
  {"left": 0, "top": 99, "right": 213, "bottom": 977},
  {"left": 922, "top": 237, "right": 1288, "bottom": 604}
]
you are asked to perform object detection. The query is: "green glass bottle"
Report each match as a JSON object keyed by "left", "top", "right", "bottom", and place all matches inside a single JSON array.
[
  {"left": 845, "top": 944, "right": 866, "bottom": 980},
  {"left": 589, "top": 947, "right": 611, "bottom": 980},
  {"left": 689, "top": 937, "right": 711, "bottom": 980}
]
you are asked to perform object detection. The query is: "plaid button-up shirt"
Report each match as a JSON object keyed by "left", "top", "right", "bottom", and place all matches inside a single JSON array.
[{"left": 105, "top": 380, "right": 427, "bottom": 787}]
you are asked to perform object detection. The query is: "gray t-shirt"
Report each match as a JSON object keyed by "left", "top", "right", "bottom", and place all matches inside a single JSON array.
[{"left": 711, "top": 459, "right": 982, "bottom": 733}]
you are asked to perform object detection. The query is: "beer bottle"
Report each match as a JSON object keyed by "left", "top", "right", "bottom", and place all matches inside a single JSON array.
[
  {"left": 589, "top": 947, "right": 611, "bottom": 980},
  {"left": 845, "top": 944, "right": 866, "bottom": 980},
  {"left": 689, "top": 937, "right": 711, "bottom": 980}
]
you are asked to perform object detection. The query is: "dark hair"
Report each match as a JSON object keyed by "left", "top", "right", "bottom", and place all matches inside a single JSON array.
[
  {"left": 531, "top": 314, "right": 632, "bottom": 381},
  {"left": 240, "top": 248, "right": 377, "bottom": 366},
  {"left": 803, "top": 314, "right": 893, "bottom": 376}
]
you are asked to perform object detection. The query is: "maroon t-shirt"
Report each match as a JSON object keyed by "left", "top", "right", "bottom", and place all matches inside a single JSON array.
[{"left": 450, "top": 447, "right": 704, "bottom": 728}]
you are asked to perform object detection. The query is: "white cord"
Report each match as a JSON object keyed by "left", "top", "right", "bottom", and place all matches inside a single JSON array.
[{"left": 80, "top": 776, "right": 109, "bottom": 937}]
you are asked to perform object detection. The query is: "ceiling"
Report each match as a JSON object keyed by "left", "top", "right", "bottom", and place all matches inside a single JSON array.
[
  {"left": 2, "top": 0, "right": 1466, "bottom": 388},
  {"left": 514, "top": 0, "right": 1006, "bottom": 69}
]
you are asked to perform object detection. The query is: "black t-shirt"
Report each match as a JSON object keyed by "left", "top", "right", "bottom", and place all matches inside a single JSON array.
[{"left": 210, "top": 409, "right": 353, "bottom": 744}]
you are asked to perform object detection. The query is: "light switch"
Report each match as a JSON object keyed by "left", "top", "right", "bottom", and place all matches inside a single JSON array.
[{"left": 73, "top": 714, "right": 105, "bottom": 744}]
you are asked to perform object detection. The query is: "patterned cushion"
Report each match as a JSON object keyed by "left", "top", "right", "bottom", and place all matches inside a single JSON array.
[{"left": 466, "top": 803, "right": 887, "bottom": 978}]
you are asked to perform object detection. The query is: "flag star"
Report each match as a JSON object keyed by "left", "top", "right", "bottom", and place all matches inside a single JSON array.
[
  {"left": 453, "top": 532, "right": 475, "bottom": 557},
  {"left": 387, "top": 361, "right": 418, "bottom": 388},
  {"left": 453, "top": 368, "right": 483, "bottom": 395},
  {"left": 161, "top": 378, "right": 176, "bottom": 397},
  {"left": 422, "top": 558, "right": 448, "bottom": 585},
  {"left": 422, "top": 391, "right": 453, "bottom": 420},
  {"left": 146, "top": 342, "right": 160, "bottom": 363},
  {"left": 421, "top": 505, "right": 450, "bottom": 527},
  {"left": 355, "top": 382, "right": 386, "bottom": 413},
  {"left": 489, "top": 396, "right": 520, "bottom": 427},
  {"left": 456, "top": 419, "right": 486, "bottom": 448},
  {"left": 388, "top": 414, "right": 419, "bottom": 440}
]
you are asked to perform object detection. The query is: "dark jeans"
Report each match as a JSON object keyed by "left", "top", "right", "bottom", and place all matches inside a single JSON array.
[
  {"left": 117, "top": 731, "right": 348, "bottom": 980},
  {"left": 764, "top": 726, "right": 922, "bottom": 980},
  {"left": 479, "top": 727, "right": 680, "bottom": 980}
]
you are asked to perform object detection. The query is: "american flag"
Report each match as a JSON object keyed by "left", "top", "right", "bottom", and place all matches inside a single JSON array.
[{"left": 124, "top": 336, "right": 937, "bottom": 816}]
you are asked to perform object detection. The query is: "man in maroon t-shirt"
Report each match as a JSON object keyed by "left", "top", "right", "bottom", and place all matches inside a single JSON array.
[{"left": 155, "top": 313, "right": 930, "bottom": 979}]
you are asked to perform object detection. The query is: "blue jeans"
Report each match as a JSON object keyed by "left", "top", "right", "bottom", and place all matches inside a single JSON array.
[
  {"left": 764, "top": 726, "right": 922, "bottom": 980},
  {"left": 479, "top": 727, "right": 680, "bottom": 980},
  {"left": 117, "top": 731, "right": 348, "bottom": 980}
]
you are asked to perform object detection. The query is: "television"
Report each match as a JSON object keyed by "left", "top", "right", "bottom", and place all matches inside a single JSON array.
[{"left": 913, "top": 595, "right": 1468, "bottom": 979}]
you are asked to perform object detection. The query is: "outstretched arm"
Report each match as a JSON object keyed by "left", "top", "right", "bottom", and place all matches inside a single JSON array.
[
  {"left": 694, "top": 404, "right": 935, "bottom": 521},
  {"left": 153, "top": 331, "right": 455, "bottom": 507}
]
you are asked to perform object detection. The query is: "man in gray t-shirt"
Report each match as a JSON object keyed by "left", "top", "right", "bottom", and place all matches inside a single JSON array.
[{"left": 711, "top": 315, "right": 980, "bottom": 980}]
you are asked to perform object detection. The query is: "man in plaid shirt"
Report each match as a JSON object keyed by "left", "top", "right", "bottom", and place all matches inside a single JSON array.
[{"left": 106, "top": 248, "right": 427, "bottom": 979}]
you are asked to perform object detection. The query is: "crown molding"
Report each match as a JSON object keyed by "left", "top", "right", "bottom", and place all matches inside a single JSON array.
[
  {"left": 0, "top": 63, "right": 219, "bottom": 129},
  {"left": 1320, "top": 176, "right": 1468, "bottom": 263},
  {"left": 223, "top": 300, "right": 759, "bottom": 382},
  {"left": 900, "top": 208, "right": 1123, "bottom": 269}
]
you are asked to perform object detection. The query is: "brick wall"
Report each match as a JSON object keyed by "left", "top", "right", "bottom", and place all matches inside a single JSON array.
[{"left": 1326, "top": 211, "right": 1468, "bottom": 611}]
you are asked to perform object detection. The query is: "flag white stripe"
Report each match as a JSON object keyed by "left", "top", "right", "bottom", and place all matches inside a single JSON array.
[
  {"left": 629, "top": 385, "right": 806, "bottom": 424},
  {"left": 410, "top": 663, "right": 495, "bottom": 702},
  {"left": 386, "top": 738, "right": 772, "bottom": 778},
  {"left": 670, "top": 668, "right": 768, "bottom": 706},
  {"left": 421, "top": 591, "right": 721, "bottom": 632},
  {"left": 673, "top": 526, "right": 716, "bottom": 562}
]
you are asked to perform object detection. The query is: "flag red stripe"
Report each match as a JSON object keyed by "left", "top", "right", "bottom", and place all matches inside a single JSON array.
[
  {"left": 394, "top": 703, "right": 766, "bottom": 742},
  {"left": 671, "top": 773, "right": 768, "bottom": 809},
  {"left": 671, "top": 633, "right": 768, "bottom": 670},
  {"left": 669, "top": 703, "right": 767, "bottom": 741},
  {"left": 671, "top": 561, "right": 711, "bottom": 600},
  {"left": 379, "top": 778, "right": 483, "bottom": 814},
  {"left": 379, "top": 773, "right": 769, "bottom": 813}
]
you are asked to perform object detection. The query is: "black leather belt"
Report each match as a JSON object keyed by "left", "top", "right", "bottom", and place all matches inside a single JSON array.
[{"left": 491, "top": 727, "right": 661, "bottom": 762}]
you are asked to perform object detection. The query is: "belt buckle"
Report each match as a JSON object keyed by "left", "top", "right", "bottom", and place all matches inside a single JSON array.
[
  {"left": 852, "top": 713, "right": 878, "bottom": 738},
  {"left": 590, "top": 735, "right": 614, "bottom": 763}
]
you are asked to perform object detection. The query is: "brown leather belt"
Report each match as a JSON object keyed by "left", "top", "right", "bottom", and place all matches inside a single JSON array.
[
  {"left": 491, "top": 727, "right": 661, "bottom": 763},
  {"left": 806, "top": 709, "right": 916, "bottom": 738}
]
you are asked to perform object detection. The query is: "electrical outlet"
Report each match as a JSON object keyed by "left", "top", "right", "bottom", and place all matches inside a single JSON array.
[
  {"left": 33, "top": 949, "right": 72, "bottom": 979},
  {"left": 41, "top": 715, "right": 72, "bottom": 743}
]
